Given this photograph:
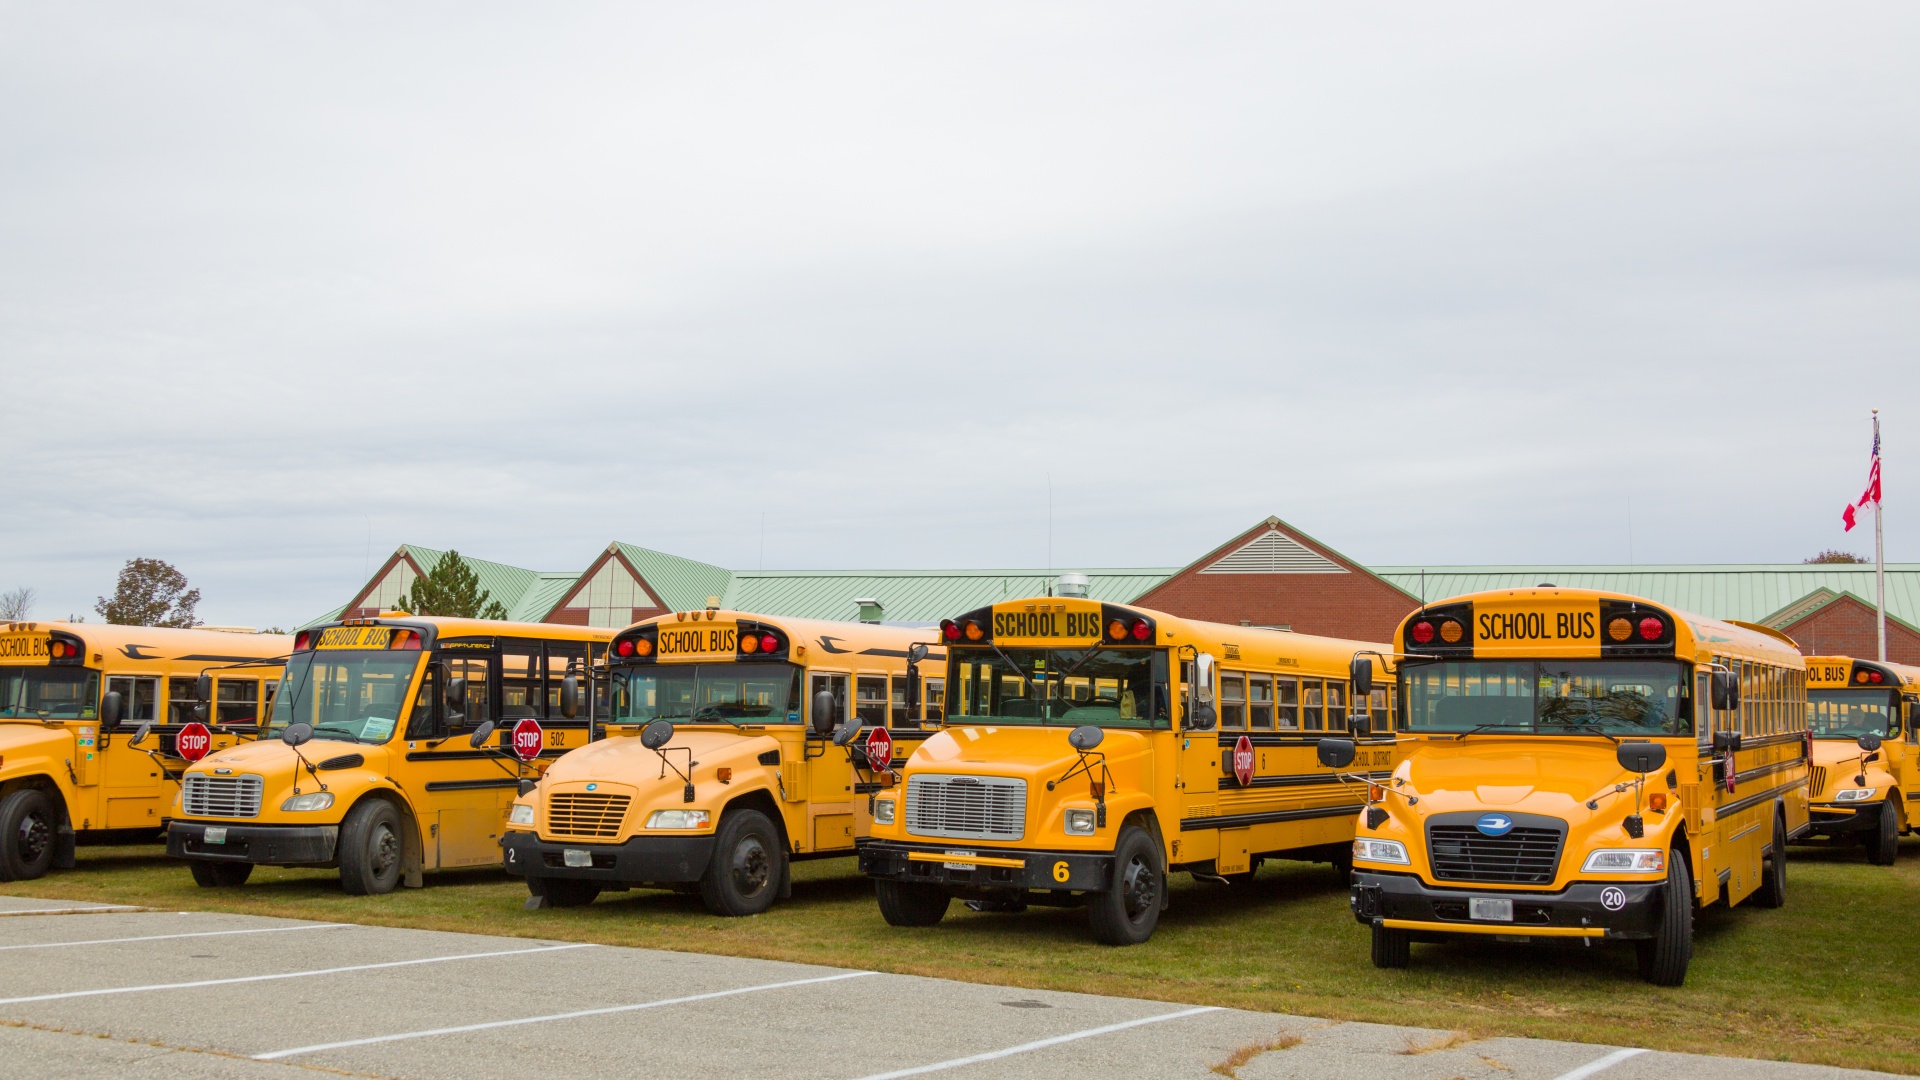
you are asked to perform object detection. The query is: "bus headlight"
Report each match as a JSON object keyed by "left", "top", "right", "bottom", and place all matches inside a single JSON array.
[
  {"left": 646, "top": 810, "right": 710, "bottom": 830},
  {"left": 1834, "top": 788, "right": 1876, "bottom": 802},
  {"left": 1064, "top": 809, "right": 1096, "bottom": 835},
  {"left": 1582, "top": 849, "right": 1665, "bottom": 873},
  {"left": 508, "top": 804, "right": 535, "bottom": 826},
  {"left": 280, "top": 792, "right": 334, "bottom": 812},
  {"left": 1353, "top": 838, "right": 1408, "bottom": 864},
  {"left": 874, "top": 798, "right": 895, "bottom": 825}
]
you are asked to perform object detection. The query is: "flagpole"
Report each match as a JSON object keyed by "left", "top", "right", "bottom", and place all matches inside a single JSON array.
[{"left": 1874, "top": 410, "right": 1886, "bottom": 662}]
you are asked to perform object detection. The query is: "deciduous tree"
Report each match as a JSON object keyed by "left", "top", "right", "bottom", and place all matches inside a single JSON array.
[
  {"left": 0, "top": 587, "right": 34, "bottom": 620},
  {"left": 96, "top": 559, "right": 201, "bottom": 627}
]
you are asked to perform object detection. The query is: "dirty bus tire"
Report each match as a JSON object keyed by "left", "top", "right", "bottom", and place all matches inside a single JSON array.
[
  {"left": 1087, "top": 825, "right": 1163, "bottom": 946},
  {"left": 1636, "top": 850, "right": 1692, "bottom": 986},
  {"left": 337, "top": 799, "right": 405, "bottom": 896},
  {"left": 531, "top": 876, "right": 601, "bottom": 908},
  {"left": 875, "top": 879, "right": 950, "bottom": 926},
  {"left": 698, "top": 808, "right": 784, "bottom": 917},
  {"left": 189, "top": 860, "right": 253, "bottom": 888},
  {"left": 1370, "top": 923, "right": 1411, "bottom": 968},
  {"left": 0, "top": 788, "right": 57, "bottom": 882},
  {"left": 1866, "top": 801, "right": 1899, "bottom": 866},
  {"left": 1754, "top": 810, "right": 1786, "bottom": 908}
]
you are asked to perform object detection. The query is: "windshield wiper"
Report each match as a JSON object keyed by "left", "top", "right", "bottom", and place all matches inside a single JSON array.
[
  {"left": 311, "top": 725, "right": 364, "bottom": 743},
  {"left": 689, "top": 706, "right": 747, "bottom": 730},
  {"left": 1453, "top": 723, "right": 1527, "bottom": 739}
]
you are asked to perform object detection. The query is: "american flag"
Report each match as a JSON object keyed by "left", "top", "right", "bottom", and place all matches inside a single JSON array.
[{"left": 1842, "top": 424, "right": 1882, "bottom": 532}]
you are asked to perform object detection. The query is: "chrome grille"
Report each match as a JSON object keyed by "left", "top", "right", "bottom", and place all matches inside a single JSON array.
[
  {"left": 546, "top": 792, "right": 631, "bottom": 839},
  {"left": 1428, "top": 824, "right": 1565, "bottom": 885},
  {"left": 181, "top": 774, "right": 263, "bottom": 818},
  {"left": 1808, "top": 766, "right": 1828, "bottom": 800},
  {"left": 905, "top": 774, "right": 1025, "bottom": 840}
]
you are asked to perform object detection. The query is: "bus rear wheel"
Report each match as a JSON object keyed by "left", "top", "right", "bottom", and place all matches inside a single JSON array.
[
  {"left": 0, "top": 789, "right": 56, "bottom": 882},
  {"left": 189, "top": 861, "right": 253, "bottom": 887},
  {"left": 1087, "top": 825, "right": 1162, "bottom": 945},
  {"left": 337, "top": 799, "right": 405, "bottom": 895},
  {"left": 876, "top": 879, "right": 950, "bottom": 926},
  {"left": 698, "top": 808, "right": 784, "bottom": 917},
  {"left": 1636, "top": 850, "right": 1692, "bottom": 986},
  {"left": 1370, "top": 923, "right": 1411, "bottom": 968},
  {"left": 1755, "top": 810, "right": 1786, "bottom": 908},
  {"left": 1865, "top": 801, "right": 1900, "bottom": 866}
]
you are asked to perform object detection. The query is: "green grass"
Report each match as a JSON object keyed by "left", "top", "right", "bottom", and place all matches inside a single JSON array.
[{"left": 7, "top": 837, "right": 1919, "bottom": 1074}]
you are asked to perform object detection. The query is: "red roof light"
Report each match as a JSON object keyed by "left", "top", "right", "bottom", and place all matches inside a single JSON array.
[
  {"left": 761, "top": 633, "right": 779, "bottom": 653},
  {"left": 1411, "top": 621, "right": 1435, "bottom": 645},
  {"left": 940, "top": 620, "right": 960, "bottom": 642},
  {"left": 1130, "top": 619, "right": 1150, "bottom": 641},
  {"left": 615, "top": 639, "right": 635, "bottom": 657},
  {"left": 1638, "top": 617, "right": 1663, "bottom": 641}
]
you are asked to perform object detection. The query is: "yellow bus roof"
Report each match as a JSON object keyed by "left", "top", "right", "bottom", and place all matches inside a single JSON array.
[
  {"left": 314, "top": 614, "right": 614, "bottom": 643},
  {"left": 1804, "top": 654, "right": 1920, "bottom": 690},
  {"left": 0, "top": 621, "right": 290, "bottom": 667},
  {"left": 1392, "top": 587, "right": 1804, "bottom": 667},
  {"left": 626, "top": 609, "right": 940, "bottom": 665}
]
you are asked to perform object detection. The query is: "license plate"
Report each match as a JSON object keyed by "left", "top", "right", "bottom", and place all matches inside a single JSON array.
[
  {"left": 1470, "top": 897, "right": 1513, "bottom": 922},
  {"left": 203, "top": 827, "right": 227, "bottom": 845},
  {"left": 943, "top": 850, "right": 975, "bottom": 870},
  {"left": 563, "top": 849, "right": 592, "bottom": 868}
]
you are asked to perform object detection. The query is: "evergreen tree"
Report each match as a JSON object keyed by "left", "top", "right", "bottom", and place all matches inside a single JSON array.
[
  {"left": 394, "top": 550, "right": 509, "bottom": 620},
  {"left": 96, "top": 559, "right": 202, "bottom": 627}
]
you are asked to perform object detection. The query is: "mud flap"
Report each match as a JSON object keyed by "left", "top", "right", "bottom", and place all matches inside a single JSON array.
[
  {"left": 52, "top": 823, "right": 76, "bottom": 870},
  {"left": 401, "top": 809, "right": 425, "bottom": 889},
  {"left": 778, "top": 857, "right": 792, "bottom": 901}
]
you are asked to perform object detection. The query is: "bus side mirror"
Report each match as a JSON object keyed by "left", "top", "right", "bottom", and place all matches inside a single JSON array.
[
  {"left": 1068, "top": 725, "right": 1104, "bottom": 751},
  {"left": 195, "top": 675, "right": 212, "bottom": 702},
  {"left": 282, "top": 722, "right": 313, "bottom": 747},
  {"left": 444, "top": 677, "right": 467, "bottom": 722},
  {"left": 1347, "top": 713, "right": 1372, "bottom": 738},
  {"left": 640, "top": 719, "right": 675, "bottom": 750},
  {"left": 1317, "top": 737, "right": 1356, "bottom": 769},
  {"left": 101, "top": 691, "right": 123, "bottom": 727},
  {"left": 907, "top": 644, "right": 928, "bottom": 665},
  {"left": 1712, "top": 731, "right": 1742, "bottom": 753},
  {"left": 811, "top": 691, "right": 838, "bottom": 737},
  {"left": 1617, "top": 741, "right": 1667, "bottom": 774},
  {"left": 1349, "top": 657, "right": 1373, "bottom": 697},
  {"left": 468, "top": 720, "right": 497, "bottom": 748},
  {"left": 130, "top": 721, "right": 152, "bottom": 746},
  {"left": 1188, "top": 702, "right": 1217, "bottom": 731},
  {"left": 1857, "top": 733, "right": 1883, "bottom": 752},
  {"left": 1194, "top": 653, "right": 1216, "bottom": 703},
  {"left": 1711, "top": 671, "right": 1738, "bottom": 711},
  {"left": 560, "top": 675, "right": 579, "bottom": 720}
]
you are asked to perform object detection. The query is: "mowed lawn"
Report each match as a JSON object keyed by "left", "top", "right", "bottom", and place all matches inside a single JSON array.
[{"left": 6, "top": 837, "right": 1918, "bottom": 1074}]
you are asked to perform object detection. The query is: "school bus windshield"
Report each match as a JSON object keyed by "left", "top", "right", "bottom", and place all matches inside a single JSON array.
[
  {"left": 948, "top": 646, "right": 1167, "bottom": 728},
  {"left": 610, "top": 662, "right": 802, "bottom": 724},
  {"left": 0, "top": 668, "right": 100, "bottom": 719},
  {"left": 1403, "top": 659, "right": 1689, "bottom": 737},
  {"left": 266, "top": 651, "right": 421, "bottom": 744},
  {"left": 1809, "top": 689, "right": 1896, "bottom": 739}
]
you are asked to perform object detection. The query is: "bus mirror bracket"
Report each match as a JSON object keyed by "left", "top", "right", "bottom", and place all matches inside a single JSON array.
[
  {"left": 1712, "top": 731, "right": 1742, "bottom": 754},
  {"left": 1347, "top": 713, "right": 1371, "bottom": 739},
  {"left": 904, "top": 643, "right": 929, "bottom": 720},
  {"left": 1316, "top": 737, "right": 1356, "bottom": 770}
]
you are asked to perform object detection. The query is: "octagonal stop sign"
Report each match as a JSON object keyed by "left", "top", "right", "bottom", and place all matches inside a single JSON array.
[
  {"left": 175, "top": 722, "right": 213, "bottom": 762},
  {"left": 864, "top": 725, "right": 893, "bottom": 774},
  {"left": 1232, "top": 734, "right": 1255, "bottom": 787},
  {"left": 510, "top": 717, "right": 544, "bottom": 762}
]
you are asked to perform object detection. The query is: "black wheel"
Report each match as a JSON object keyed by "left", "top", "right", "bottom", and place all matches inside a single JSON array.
[
  {"left": 1087, "top": 825, "right": 1163, "bottom": 945},
  {"left": 698, "top": 808, "right": 784, "bottom": 916},
  {"left": 1330, "top": 843, "right": 1354, "bottom": 883},
  {"left": 1866, "top": 801, "right": 1900, "bottom": 866},
  {"left": 1370, "top": 923, "right": 1411, "bottom": 968},
  {"left": 876, "top": 879, "right": 951, "bottom": 926},
  {"left": 1636, "top": 849, "right": 1692, "bottom": 986},
  {"left": 0, "top": 788, "right": 57, "bottom": 882},
  {"left": 1755, "top": 811, "right": 1786, "bottom": 908},
  {"left": 527, "top": 875, "right": 601, "bottom": 908},
  {"left": 189, "top": 861, "right": 253, "bottom": 887},
  {"left": 337, "top": 799, "right": 405, "bottom": 895}
]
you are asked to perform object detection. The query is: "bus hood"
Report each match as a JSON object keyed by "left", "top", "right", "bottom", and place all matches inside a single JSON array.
[
  {"left": 1403, "top": 739, "right": 1656, "bottom": 813},
  {"left": 192, "top": 737, "right": 385, "bottom": 775},
  {"left": 0, "top": 722, "right": 72, "bottom": 776},
  {"left": 1811, "top": 738, "right": 1885, "bottom": 768},
  {"left": 908, "top": 725, "right": 1152, "bottom": 780},
  {"left": 541, "top": 728, "right": 782, "bottom": 785}
]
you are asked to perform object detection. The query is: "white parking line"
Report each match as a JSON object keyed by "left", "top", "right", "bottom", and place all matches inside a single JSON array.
[
  {"left": 254, "top": 970, "right": 878, "bottom": 1059},
  {"left": 0, "top": 942, "right": 594, "bottom": 1005},
  {"left": 0, "top": 922, "right": 348, "bottom": 952},
  {"left": 0, "top": 906, "right": 146, "bottom": 917},
  {"left": 847, "top": 1005, "right": 1223, "bottom": 1080},
  {"left": 1552, "top": 1047, "right": 1650, "bottom": 1080}
]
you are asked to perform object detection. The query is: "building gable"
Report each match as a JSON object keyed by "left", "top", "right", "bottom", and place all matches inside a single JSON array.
[
  {"left": 1200, "top": 529, "right": 1347, "bottom": 575},
  {"left": 546, "top": 546, "right": 668, "bottom": 628},
  {"left": 1769, "top": 589, "right": 1920, "bottom": 666},
  {"left": 342, "top": 549, "right": 426, "bottom": 619}
]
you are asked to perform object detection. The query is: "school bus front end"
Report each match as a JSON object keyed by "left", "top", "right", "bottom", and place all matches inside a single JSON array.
[
  {"left": 1345, "top": 589, "right": 1806, "bottom": 986},
  {"left": 1802, "top": 656, "right": 1915, "bottom": 864}
]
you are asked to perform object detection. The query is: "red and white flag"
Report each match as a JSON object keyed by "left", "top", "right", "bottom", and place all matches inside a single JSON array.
[{"left": 1842, "top": 425, "right": 1882, "bottom": 532}]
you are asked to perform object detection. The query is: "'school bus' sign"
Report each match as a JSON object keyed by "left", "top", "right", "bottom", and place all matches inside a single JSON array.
[{"left": 656, "top": 622, "right": 739, "bottom": 662}]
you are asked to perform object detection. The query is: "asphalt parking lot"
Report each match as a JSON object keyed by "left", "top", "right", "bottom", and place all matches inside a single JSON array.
[{"left": 0, "top": 893, "right": 1897, "bottom": 1080}]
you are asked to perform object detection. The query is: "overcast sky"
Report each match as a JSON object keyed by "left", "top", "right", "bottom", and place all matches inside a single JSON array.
[{"left": 3, "top": 2, "right": 1916, "bottom": 629}]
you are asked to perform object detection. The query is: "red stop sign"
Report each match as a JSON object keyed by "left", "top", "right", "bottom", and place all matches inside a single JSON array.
[
  {"left": 864, "top": 726, "right": 893, "bottom": 773},
  {"left": 510, "top": 718, "right": 544, "bottom": 762},
  {"left": 176, "top": 722, "right": 213, "bottom": 763},
  {"left": 1232, "top": 734, "right": 1255, "bottom": 787}
]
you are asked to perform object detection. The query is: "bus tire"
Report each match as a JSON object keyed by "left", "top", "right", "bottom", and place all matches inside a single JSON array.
[
  {"left": 1370, "top": 923, "right": 1411, "bottom": 968},
  {"left": 0, "top": 788, "right": 57, "bottom": 882},
  {"left": 1636, "top": 850, "right": 1692, "bottom": 986},
  {"left": 1087, "top": 825, "right": 1162, "bottom": 946},
  {"left": 875, "top": 879, "right": 950, "bottom": 926},
  {"left": 337, "top": 799, "right": 405, "bottom": 895},
  {"left": 1330, "top": 843, "right": 1354, "bottom": 883},
  {"left": 528, "top": 875, "right": 600, "bottom": 908},
  {"left": 1866, "top": 801, "right": 1899, "bottom": 866},
  {"left": 698, "top": 808, "right": 783, "bottom": 917},
  {"left": 1755, "top": 811, "right": 1786, "bottom": 908},
  {"left": 189, "top": 861, "right": 253, "bottom": 888}
]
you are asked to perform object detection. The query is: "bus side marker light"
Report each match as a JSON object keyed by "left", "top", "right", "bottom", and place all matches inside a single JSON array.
[
  {"left": 716, "top": 768, "right": 732, "bottom": 783},
  {"left": 1648, "top": 793, "right": 1668, "bottom": 813},
  {"left": 1367, "top": 783, "right": 1385, "bottom": 802}
]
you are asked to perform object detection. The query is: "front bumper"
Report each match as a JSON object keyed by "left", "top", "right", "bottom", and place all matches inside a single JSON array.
[
  {"left": 499, "top": 830, "right": 717, "bottom": 884},
  {"left": 1350, "top": 870, "right": 1664, "bottom": 940},
  {"left": 858, "top": 839, "right": 1114, "bottom": 892},
  {"left": 1806, "top": 804, "right": 1880, "bottom": 834},
  {"left": 166, "top": 821, "right": 339, "bottom": 866}
]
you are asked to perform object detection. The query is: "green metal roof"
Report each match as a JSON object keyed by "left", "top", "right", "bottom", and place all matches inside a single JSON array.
[
  {"left": 611, "top": 543, "right": 735, "bottom": 614},
  {"left": 1373, "top": 564, "right": 1920, "bottom": 625},
  {"left": 720, "top": 568, "right": 1177, "bottom": 624}
]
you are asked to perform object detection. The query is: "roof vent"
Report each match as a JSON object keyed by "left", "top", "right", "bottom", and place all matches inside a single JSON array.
[
  {"left": 1201, "top": 530, "right": 1345, "bottom": 574},
  {"left": 1055, "top": 573, "right": 1090, "bottom": 599},
  {"left": 853, "top": 598, "right": 884, "bottom": 624}
]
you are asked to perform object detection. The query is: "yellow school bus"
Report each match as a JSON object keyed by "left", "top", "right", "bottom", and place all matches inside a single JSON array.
[
  {"left": 1327, "top": 588, "right": 1808, "bottom": 986},
  {"left": 1802, "top": 655, "right": 1919, "bottom": 864},
  {"left": 166, "top": 615, "right": 612, "bottom": 893},
  {"left": 502, "top": 609, "right": 945, "bottom": 913},
  {"left": 0, "top": 621, "right": 288, "bottom": 881},
  {"left": 858, "top": 596, "right": 1396, "bottom": 945}
]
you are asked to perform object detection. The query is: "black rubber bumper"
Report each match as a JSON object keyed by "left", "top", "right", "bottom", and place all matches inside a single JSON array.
[
  {"left": 499, "top": 830, "right": 717, "bottom": 884},
  {"left": 1351, "top": 870, "right": 1665, "bottom": 939},
  {"left": 165, "top": 821, "right": 339, "bottom": 865},
  {"left": 1807, "top": 806, "right": 1877, "bottom": 834},
  {"left": 858, "top": 839, "right": 1114, "bottom": 892}
]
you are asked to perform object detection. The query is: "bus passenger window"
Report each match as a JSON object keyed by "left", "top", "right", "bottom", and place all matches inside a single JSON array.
[
  {"left": 1369, "top": 688, "right": 1388, "bottom": 730},
  {"left": 1249, "top": 676, "right": 1274, "bottom": 730},
  {"left": 811, "top": 673, "right": 848, "bottom": 728},
  {"left": 1220, "top": 674, "right": 1246, "bottom": 730},
  {"left": 167, "top": 678, "right": 201, "bottom": 724},
  {"left": 856, "top": 676, "right": 888, "bottom": 726},
  {"left": 500, "top": 650, "right": 539, "bottom": 720},
  {"left": 106, "top": 677, "right": 157, "bottom": 728},
  {"left": 446, "top": 658, "right": 491, "bottom": 729},
  {"left": 923, "top": 678, "right": 945, "bottom": 722},
  {"left": 890, "top": 677, "right": 908, "bottom": 726},
  {"left": 1276, "top": 677, "right": 1299, "bottom": 730},
  {"left": 1303, "top": 681, "right": 1324, "bottom": 730},
  {"left": 1327, "top": 683, "right": 1346, "bottom": 728},
  {"left": 216, "top": 679, "right": 259, "bottom": 725}
]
